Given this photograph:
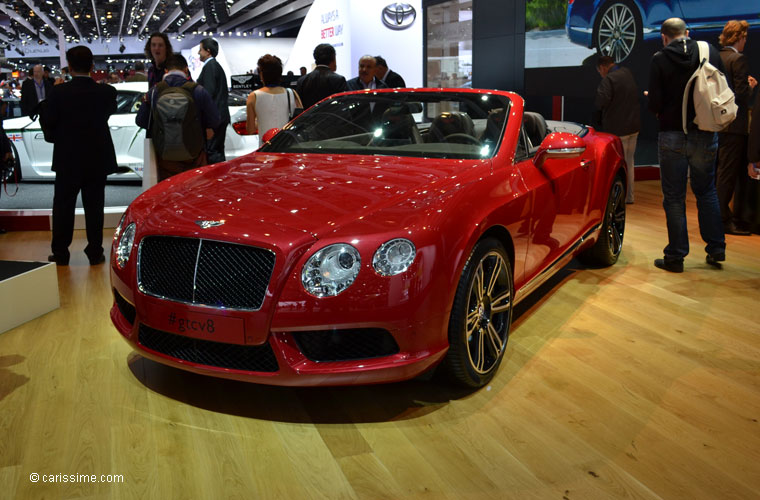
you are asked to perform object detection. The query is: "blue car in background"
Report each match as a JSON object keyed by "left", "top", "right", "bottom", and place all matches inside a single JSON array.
[{"left": 566, "top": 0, "right": 760, "bottom": 62}]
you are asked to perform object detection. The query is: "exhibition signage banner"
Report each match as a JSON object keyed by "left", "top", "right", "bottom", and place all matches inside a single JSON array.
[{"left": 287, "top": 0, "right": 422, "bottom": 87}]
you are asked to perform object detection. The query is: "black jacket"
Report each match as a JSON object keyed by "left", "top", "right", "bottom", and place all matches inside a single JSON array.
[
  {"left": 296, "top": 66, "right": 348, "bottom": 110},
  {"left": 719, "top": 47, "right": 751, "bottom": 135},
  {"left": 198, "top": 57, "right": 231, "bottom": 126},
  {"left": 44, "top": 76, "right": 118, "bottom": 178},
  {"left": 382, "top": 69, "right": 406, "bottom": 88},
  {"left": 749, "top": 94, "right": 760, "bottom": 163},
  {"left": 648, "top": 37, "right": 726, "bottom": 132},
  {"left": 593, "top": 65, "right": 641, "bottom": 137},
  {"left": 346, "top": 77, "right": 389, "bottom": 91},
  {"left": 20, "top": 77, "right": 53, "bottom": 117}
]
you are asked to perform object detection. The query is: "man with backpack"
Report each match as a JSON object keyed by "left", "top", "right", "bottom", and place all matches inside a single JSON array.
[
  {"left": 136, "top": 54, "right": 220, "bottom": 181},
  {"left": 647, "top": 17, "right": 727, "bottom": 273}
]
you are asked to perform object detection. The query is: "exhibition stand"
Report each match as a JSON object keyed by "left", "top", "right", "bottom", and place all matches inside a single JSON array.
[{"left": 0, "top": 260, "right": 59, "bottom": 334}]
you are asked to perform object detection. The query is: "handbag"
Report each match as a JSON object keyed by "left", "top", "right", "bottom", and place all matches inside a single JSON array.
[
  {"left": 286, "top": 88, "right": 303, "bottom": 121},
  {"left": 142, "top": 136, "right": 159, "bottom": 191}
]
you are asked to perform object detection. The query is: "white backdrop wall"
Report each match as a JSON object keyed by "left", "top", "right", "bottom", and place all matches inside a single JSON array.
[
  {"left": 182, "top": 37, "right": 296, "bottom": 87},
  {"left": 285, "top": 0, "right": 422, "bottom": 87}
]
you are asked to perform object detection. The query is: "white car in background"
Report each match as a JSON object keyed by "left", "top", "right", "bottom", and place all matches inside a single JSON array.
[{"left": 3, "top": 82, "right": 257, "bottom": 181}]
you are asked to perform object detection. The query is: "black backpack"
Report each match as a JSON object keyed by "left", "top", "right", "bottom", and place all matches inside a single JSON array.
[{"left": 151, "top": 81, "right": 204, "bottom": 161}]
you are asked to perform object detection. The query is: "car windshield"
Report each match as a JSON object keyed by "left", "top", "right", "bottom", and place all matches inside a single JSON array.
[{"left": 260, "top": 91, "right": 511, "bottom": 159}]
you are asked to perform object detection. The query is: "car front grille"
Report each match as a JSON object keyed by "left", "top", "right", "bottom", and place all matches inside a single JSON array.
[
  {"left": 138, "top": 324, "right": 279, "bottom": 372},
  {"left": 293, "top": 329, "right": 400, "bottom": 362},
  {"left": 113, "top": 288, "right": 136, "bottom": 325},
  {"left": 137, "top": 236, "right": 275, "bottom": 310}
]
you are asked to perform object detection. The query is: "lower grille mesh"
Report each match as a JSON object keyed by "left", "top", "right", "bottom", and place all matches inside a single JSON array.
[
  {"left": 113, "top": 289, "right": 136, "bottom": 325},
  {"left": 138, "top": 324, "right": 278, "bottom": 372},
  {"left": 293, "top": 329, "right": 400, "bottom": 362}
]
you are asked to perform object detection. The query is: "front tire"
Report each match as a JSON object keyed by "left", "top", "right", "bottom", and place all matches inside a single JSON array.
[
  {"left": 580, "top": 175, "right": 625, "bottom": 266},
  {"left": 593, "top": 0, "right": 642, "bottom": 63},
  {"left": 444, "top": 238, "right": 513, "bottom": 388},
  {"left": 2, "top": 142, "right": 21, "bottom": 182}
]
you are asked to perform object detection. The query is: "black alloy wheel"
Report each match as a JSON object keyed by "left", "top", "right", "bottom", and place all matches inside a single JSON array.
[
  {"left": 580, "top": 175, "right": 625, "bottom": 266},
  {"left": 445, "top": 238, "right": 513, "bottom": 388},
  {"left": 2, "top": 142, "right": 21, "bottom": 182}
]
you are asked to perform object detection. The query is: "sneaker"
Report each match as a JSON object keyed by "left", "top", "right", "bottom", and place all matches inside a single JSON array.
[
  {"left": 706, "top": 253, "right": 725, "bottom": 269},
  {"left": 654, "top": 258, "right": 683, "bottom": 273}
]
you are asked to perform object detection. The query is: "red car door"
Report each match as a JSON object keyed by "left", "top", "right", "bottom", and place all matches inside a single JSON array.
[{"left": 515, "top": 137, "right": 593, "bottom": 281}]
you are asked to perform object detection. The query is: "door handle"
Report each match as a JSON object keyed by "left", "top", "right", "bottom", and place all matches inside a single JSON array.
[{"left": 580, "top": 159, "right": 593, "bottom": 169}]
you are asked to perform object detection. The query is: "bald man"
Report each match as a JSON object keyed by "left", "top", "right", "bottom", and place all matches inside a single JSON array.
[{"left": 647, "top": 17, "right": 726, "bottom": 273}]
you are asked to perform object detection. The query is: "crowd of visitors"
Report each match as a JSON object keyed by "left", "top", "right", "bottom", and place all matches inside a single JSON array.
[{"left": 2, "top": 22, "right": 757, "bottom": 274}]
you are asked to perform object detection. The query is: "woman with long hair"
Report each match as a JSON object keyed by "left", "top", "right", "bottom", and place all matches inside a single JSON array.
[{"left": 144, "top": 32, "right": 174, "bottom": 88}]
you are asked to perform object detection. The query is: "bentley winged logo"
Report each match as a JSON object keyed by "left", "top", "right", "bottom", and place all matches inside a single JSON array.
[
  {"left": 382, "top": 3, "right": 416, "bottom": 30},
  {"left": 195, "top": 220, "right": 225, "bottom": 229}
]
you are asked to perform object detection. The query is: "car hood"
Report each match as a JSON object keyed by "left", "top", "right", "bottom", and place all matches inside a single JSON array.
[
  {"left": 130, "top": 152, "right": 491, "bottom": 242},
  {"left": 3, "top": 116, "right": 36, "bottom": 130}
]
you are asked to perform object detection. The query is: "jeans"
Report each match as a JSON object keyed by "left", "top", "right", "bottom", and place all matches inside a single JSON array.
[{"left": 658, "top": 130, "right": 725, "bottom": 261}]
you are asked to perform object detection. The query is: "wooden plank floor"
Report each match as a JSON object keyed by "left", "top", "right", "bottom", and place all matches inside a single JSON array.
[{"left": 1, "top": 179, "right": 759, "bottom": 499}]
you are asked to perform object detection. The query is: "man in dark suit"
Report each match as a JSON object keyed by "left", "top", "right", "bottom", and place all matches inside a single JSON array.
[
  {"left": 374, "top": 56, "right": 406, "bottom": 88},
  {"left": 43, "top": 46, "right": 118, "bottom": 266},
  {"left": 197, "top": 37, "right": 230, "bottom": 163},
  {"left": 296, "top": 43, "right": 348, "bottom": 110},
  {"left": 346, "top": 56, "right": 388, "bottom": 91},
  {"left": 20, "top": 64, "right": 53, "bottom": 117},
  {"left": 716, "top": 20, "right": 757, "bottom": 235},
  {"left": 593, "top": 55, "right": 641, "bottom": 203}
]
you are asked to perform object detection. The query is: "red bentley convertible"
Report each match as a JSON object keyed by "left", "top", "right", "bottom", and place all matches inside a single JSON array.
[{"left": 110, "top": 88, "right": 626, "bottom": 388}]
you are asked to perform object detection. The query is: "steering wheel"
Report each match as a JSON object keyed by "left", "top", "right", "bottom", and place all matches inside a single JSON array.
[{"left": 443, "top": 133, "right": 480, "bottom": 145}]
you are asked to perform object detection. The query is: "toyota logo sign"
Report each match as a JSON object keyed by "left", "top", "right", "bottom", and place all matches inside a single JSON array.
[{"left": 382, "top": 3, "right": 416, "bottom": 30}]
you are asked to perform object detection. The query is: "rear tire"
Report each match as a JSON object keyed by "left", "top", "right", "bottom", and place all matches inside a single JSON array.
[
  {"left": 579, "top": 175, "right": 625, "bottom": 266},
  {"left": 444, "top": 238, "right": 513, "bottom": 388}
]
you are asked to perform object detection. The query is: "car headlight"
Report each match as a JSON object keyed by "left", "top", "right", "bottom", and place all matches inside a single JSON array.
[
  {"left": 301, "top": 244, "right": 361, "bottom": 297},
  {"left": 372, "top": 238, "right": 416, "bottom": 276},
  {"left": 116, "top": 223, "right": 136, "bottom": 269},
  {"left": 113, "top": 213, "right": 126, "bottom": 241}
]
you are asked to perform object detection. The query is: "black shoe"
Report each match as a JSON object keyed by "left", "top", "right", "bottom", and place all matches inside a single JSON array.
[
  {"left": 654, "top": 258, "right": 683, "bottom": 273},
  {"left": 706, "top": 253, "right": 725, "bottom": 269},
  {"left": 88, "top": 254, "right": 106, "bottom": 265},
  {"left": 48, "top": 254, "right": 69, "bottom": 266},
  {"left": 724, "top": 222, "right": 750, "bottom": 236}
]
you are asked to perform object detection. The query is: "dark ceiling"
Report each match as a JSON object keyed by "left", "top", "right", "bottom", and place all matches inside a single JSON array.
[{"left": 0, "top": 0, "right": 312, "bottom": 47}]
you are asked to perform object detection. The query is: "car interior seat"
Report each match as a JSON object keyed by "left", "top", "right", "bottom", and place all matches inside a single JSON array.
[
  {"left": 479, "top": 107, "right": 506, "bottom": 149},
  {"left": 376, "top": 103, "right": 422, "bottom": 146},
  {"left": 426, "top": 111, "right": 475, "bottom": 143},
  {"left": 523, "top": 111, "right": 549, "bottom": 149}
]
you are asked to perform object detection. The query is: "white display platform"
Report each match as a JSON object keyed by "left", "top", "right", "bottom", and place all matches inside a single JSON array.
[{"left": 0, "top": 261, "right": 60, "bottom": 334}]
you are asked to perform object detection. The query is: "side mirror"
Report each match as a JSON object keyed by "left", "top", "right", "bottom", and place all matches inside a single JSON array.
[
  {"left": 534, "top": 132, "right": 585, "bottom": 168},
  {"left": 261, "top": 128, "right": 280, "bottom": 143}
]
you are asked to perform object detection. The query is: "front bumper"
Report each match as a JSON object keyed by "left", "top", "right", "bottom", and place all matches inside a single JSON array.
[{"left": 110, "top": 278, "right": 449, "bottom": 387}]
